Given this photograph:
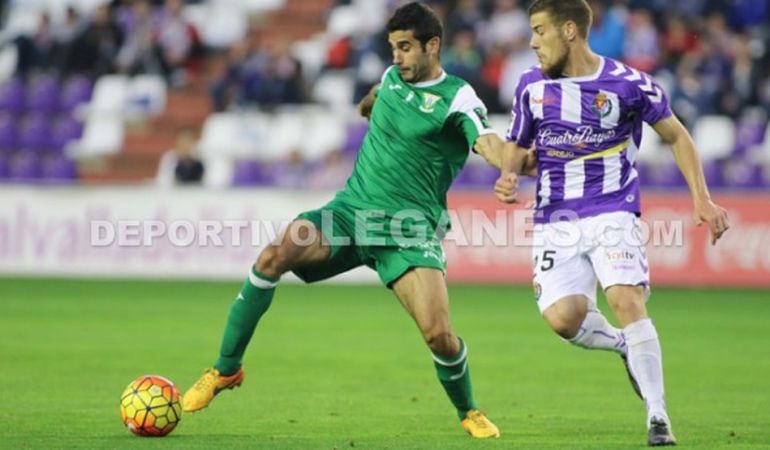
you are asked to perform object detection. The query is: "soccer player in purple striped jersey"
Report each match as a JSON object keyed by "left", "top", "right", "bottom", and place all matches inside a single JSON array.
[{"left": 495, "top": 0, "right": 729, "bottom": 446}]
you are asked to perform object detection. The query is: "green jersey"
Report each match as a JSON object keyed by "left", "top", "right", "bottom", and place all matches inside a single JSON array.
[{"left": 336, "top": 65, "right": 495, "bottom": 235}]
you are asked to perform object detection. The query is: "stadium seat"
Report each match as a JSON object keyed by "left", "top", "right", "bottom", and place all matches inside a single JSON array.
[
  {"left": 232, "top": 0, "right": 286, "bottom": 13},
  {"left": 66, "top": 115, "right": 124, "bottom": 160},
  {"left": 10, "top": 151, "right": 43, "bottom": 182},
  {"left": 692, "top": 115, "right": 736, "bottom": 161},
  {"left": 232, "top": 160, "right": 271, "bottom": 186},
  {"left": 189, "top": 4, "right": 248, "bottom": 49},
  {"left": 43, "top": 154, "right": 78, "bottom": 183},
  {"left": 732, "top": 111, "right": 767, "bottom": 156},
  {"left": 746, "top": 121, "right": 770, "bottom": 164},
  {"left": 342, "top": 120, "right": 367, "bottom": 155},
  {"left": 0, "top": 114, "right": 18, "bottom": 153},
  {"left": 292, "top": 35, "right": 330, "bottom": 84},
  {"left": 299, "top": 107, "right": 346, "bottom": 161},
  {"left": 722, "top": 160, "right": 761, "bottom": 189},
  {"left": 59, "top": 76, "right": 93, "bottom": 112},
  {"left": 0, "top": 78, "right": 25, "bottom": 115},
  {"left": 18, "top": 113, "right": 52, "bottom": 152},
  {"left": 202, "top": 157, "right": 234, "bottom": 188},
  {"left": 637, "top": 160, "right": 687, "bottom": 188},
  {"left": 126, "top": 75, "right": 167, "bottom": 120},
  {"left": 199, "top": 112, "right": 262, "bottom": 158},
  {"left": 51, "top": 116, "right": 84, "bottom": 153},
  {"left": 86, "top": 75, "right": 130, "bottom": 118},
  {"left": 0, "top": 45, "right": 18, "bottom": 84},
  {"left": 0, "top": 155, "right": 9, "bottom": 180},
  {"left": 327, "top": 5, "right": 361, "bottom": 38},
  {"left": 25, "top": 74, "right": 60, "bottom": 115},
  {"left": 312, "top": 71, "right": 355, "bottom": 110},
  {"left": 265, "top": 108, "right": 304, "bottom": 159}
]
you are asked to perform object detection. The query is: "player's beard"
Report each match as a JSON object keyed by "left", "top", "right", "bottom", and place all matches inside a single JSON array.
[
  {"left": 404, "top": 54, "right": 430, "bottom": 83},
  {"left": 543, "top": 41, "right": 570, "bottom": 79}
]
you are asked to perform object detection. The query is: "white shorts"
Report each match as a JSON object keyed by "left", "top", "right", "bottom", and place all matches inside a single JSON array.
[{"left": 532, "top": 211, "right": 650, "bottom": 313}]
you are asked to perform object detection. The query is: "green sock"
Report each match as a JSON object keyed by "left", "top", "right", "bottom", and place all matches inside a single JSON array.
[
  {"left": 214, "top": 268, "right": 278, "bottom": 376},
  {"left": 433, "top": 338, "right": 479, "bottom": 419}
]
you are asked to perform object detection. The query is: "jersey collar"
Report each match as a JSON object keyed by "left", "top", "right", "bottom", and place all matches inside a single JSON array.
[{"left": 409, "top": 70, "right": 447, "bottom": 88}]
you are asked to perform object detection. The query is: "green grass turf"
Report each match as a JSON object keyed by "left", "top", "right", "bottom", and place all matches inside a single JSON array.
[{"left": 0, "top": 278, "right": 769, "bottom": 449}]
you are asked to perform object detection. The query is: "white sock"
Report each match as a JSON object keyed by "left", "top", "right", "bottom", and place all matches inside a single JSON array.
[
  {"left": 624, "top": 318, "right": 669, "bottom": 425},
  {"left": 568, "top": 309, "right": 626, "bottom": 353}
]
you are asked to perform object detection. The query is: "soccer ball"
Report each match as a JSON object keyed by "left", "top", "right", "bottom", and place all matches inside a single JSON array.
[{"left": 120, "top": 374, "right": 182, "bottom": 437}]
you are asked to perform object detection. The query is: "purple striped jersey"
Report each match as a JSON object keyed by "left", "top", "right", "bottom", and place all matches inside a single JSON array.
[{"left": 506, "top": 57, "right": 672, "bottom": 224}]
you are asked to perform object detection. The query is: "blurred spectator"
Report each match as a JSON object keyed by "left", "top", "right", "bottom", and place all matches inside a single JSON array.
[
  {"left": 722, "top": 34, "right": 760, "bottom": 116},
  {"left": 661, "top": 16, "right": 698, "bottom": 69},
  {"left": 55, "top": 7, "right": 86, "bottom": 46},
  {"left": 588, "top": 0, "right": 626, "bottom": 60},
  {"left": 443, "top": 29, "right": 483, "bottom": 84},
  {"left": 728, "top": 0, "right": 768, "bottom": 31},
  {"left": 250, "top": 38, "right": 305, "bottom": 106},
  {"left": 210, "top": 33, "right": 304, "bottom": 111},
  {"left": 445, "top": 0, "right": 483, "bottom": 43},
  {"left": 478, "top": 0, "right": 529, "bottom": 51},
  {"left": 499, "top": 39, "right": 538, "bottom": 108},
  {"left": 13, "top": 12, "right": 57, "bottom": 76},
  {"left": 156, "top": 128, "right": 204, "bottom": 186},
  {"left": 61, "top": 4, "right": 124, "bottom": 77},
  {"left": 623, "top": 9, "right": 660, "bottom": 72},
  {"left": 116, "top": 0, "right": 158, "bottom": 75},
  {"left": 155, "top": 0, "right": 198, "bottom": 85}
]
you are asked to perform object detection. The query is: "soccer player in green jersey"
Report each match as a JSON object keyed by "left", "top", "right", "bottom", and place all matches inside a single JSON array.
[{"left": 182, "top": 2, "right": 506, "bottom": 438}]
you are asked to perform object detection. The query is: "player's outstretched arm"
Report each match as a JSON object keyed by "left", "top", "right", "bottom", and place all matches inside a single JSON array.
[
  {"left": 473, "top": 134, "right": 504, "bottom": 169},
  {"left": 494, "top": 142, "right": 529, "bottom": 204},
  {"left": 358, "top": 83, "right": 380, "bottom": 120},
  {"left": 653, "top": 115, "right": 730, "bottom": 245},
  {"left": 477, "top": 135, "right": 537, "bottom": 176}
]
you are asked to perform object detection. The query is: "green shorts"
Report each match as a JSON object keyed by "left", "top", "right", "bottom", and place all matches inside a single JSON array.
[{"left": 293, "top": 197, "right": 446, "bottom": 287}]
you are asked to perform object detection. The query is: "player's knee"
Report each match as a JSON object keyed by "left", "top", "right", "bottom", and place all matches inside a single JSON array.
[
  {"left": 425, "top": 329, "right": 458, "bottom": 359},
  {"left": 255, "top": 244, "right": 293, "bottom": 277},
  {"left": 608, "top": 296, "right": 646, "bottom": 322},
  {"left": 545, "top": 314, "right": 583, "bottom": 340}
]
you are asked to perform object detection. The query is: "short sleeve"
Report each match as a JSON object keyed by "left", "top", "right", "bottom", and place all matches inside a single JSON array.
[
  {"left": 633, "top": 73, "right": 673, "bottom": 125},
  {"left": 506, "top": 73, "right": 536, "bottom": 148},
  {"left": 446, "top": 84, "right": 496, "bottom": 149}
]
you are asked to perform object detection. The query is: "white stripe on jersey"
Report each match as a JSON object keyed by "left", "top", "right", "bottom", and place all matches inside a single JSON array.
[
  {"left": 529, "top": 81, "right": 545, "bottom": 120},
  {"left": 538, "top": 169, "right": 551, "bottom": 207},
  {"left": 602, "top": 152, "right": 622, "bottom": 194},
  {"left": 563, "top": 159, "right": 585, "bottom": 199},
  {"left": 624, "top": 139, "right": 640, "bottom": 186},
  {"left": 600, "top": 90, "right": 620, "bottom": 129},
  {"left": 560, "top": 82, "right": 582, "bottom": 124}
]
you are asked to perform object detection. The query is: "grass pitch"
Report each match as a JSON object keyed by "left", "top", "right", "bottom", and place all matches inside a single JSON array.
[{"left": 1, "top": 278, "right": 768, "bottom": 449}]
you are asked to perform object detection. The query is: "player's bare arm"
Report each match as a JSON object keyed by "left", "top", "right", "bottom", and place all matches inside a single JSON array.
[
  {"left": 358, "top": 83, "right": 380, "bottom": 120},
  {"left": 477, "top": 134, "right": 538, "bottom": 175},
  {"left": 494, "top": 142, "right": 530, "bottom": 204},
  {"left": 473, "top": 134, "right": 504, "bottom": 169},
  {"left": 653, "top": 115, "right": 730, "bottom": 245}
]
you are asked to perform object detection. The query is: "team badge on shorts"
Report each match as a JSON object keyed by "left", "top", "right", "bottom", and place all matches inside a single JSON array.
[
  {"left": 591, "top": 92, "right": 613, "bottom": 118},
  {"left": 533, "top": 282, "right": 542, "bottom": 300}
]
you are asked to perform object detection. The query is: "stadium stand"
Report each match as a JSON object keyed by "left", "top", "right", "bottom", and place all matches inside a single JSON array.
[{"left": 0, "top": 0, "right": 769, "bottom": 189}]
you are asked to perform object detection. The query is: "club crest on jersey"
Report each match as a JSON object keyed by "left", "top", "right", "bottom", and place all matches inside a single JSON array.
[
  {"left": 591, "top": 92, "right": 613, "bottom": 118},
  {"left": 419, "top": 93, "right": 442, "bottom": 113}
]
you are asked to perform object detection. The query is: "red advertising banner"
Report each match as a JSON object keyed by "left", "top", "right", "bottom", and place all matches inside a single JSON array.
[{"left": 445, "top": 192, "right": 770, "bottom": 288}]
